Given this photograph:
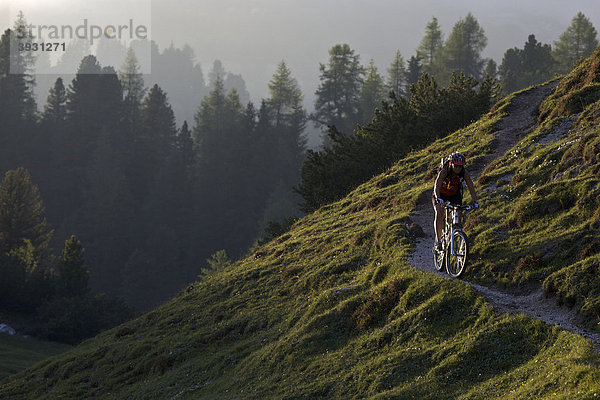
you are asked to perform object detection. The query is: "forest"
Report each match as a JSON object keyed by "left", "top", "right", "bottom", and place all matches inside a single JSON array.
[{"left": 0, "top": 11, "right": 597, "bottom": 344}]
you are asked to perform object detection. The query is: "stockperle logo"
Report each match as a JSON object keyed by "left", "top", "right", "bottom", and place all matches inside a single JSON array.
[{"left": 9, "top": 0, "right": 152, "bottom": 75}]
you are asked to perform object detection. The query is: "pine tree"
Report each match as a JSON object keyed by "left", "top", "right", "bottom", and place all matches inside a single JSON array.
[
  {"left": 553, "top": 12, "right": 599, "bottom": 73},
  {"left": 484, "top": 59, "right": 498, "bottom": 79},
  {"left": 119, "top": 47, "right": 146, "bottom": 130},
  {"left": 0, "top": 28, "right": 37, "bottom": 170},
  {"left": 177, "top": 121, "right": 197, "bottom": 170},
  {"left": 268, "top": 61, "right": 304, "bottom": 127},
  {"left": 208, "top": 60, "right": 227, "bottom": 90},
  {"left": 314, "top": 44, "right": 364, "bottom": 138},
  {"left": 140, "top": 84, "right": 177, "bottom": 154},
  {"left": 406, "top": 55, "right": 423, "bottom": 88},
  {"left": 42, "top": 78, "right": 67, "bottom": 125},
  {"left": 57, "top": 235, "right": 89, "bottom": 298},
  {"left": 359, "top": 60, "right": 386, "bottom": 124},
  {"left": 0, "top": 168, "right": 53, "bottom": 265},
  {"left": 11, "top": 12, "right": 37, "bottom": 122},
  {"left": 499, "top": 34, "right": 556, "bottom": 94},
  {"left": 439, "top": 13, "right": 487, "bottom": 81},
  {"left": 387, "top": 51, "right": 407, "bottom": 99},
  {"left": 417, "top": 17, "right": 444, "bottom": 72},
  {"left": 66, "top": 56, "right": 123, "bottom": 133}
]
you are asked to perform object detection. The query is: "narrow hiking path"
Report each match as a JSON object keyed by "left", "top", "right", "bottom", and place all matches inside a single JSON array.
[{"left": 408, "top": 82, "right": 600, "bottom": 351}]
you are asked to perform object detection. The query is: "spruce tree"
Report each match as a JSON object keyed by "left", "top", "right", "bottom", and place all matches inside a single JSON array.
[
  {"left": 0, "top": 168, "right": 53, "bottom": 265},
  {"left": 140, "top": 84, "right": 177, "bottom": 154},
  {"left": 177, "top": 121, "right": 197, "bottom": 170},
  {"left": 406, "top": 55, "right": 423, "bottom": 88},
  {"left": 314, "top": 44, "right": 364, "bottom": 139},
  {"left": 553, "top": 12, "right": 599, "bottom": 73},
  {"left": 417, "top": 17, "right": 444, "bottom": 72},
  {"left": 439, "top": 13, "right": 487, "bottom": 82},
  {"left": 0, "top": 28, "right": 37, "bottom": 170},
  {"left": 499, "top": 34, "right": 556, "bottom": 94},
  {"left": 57, "top": 235, "right": 89, "bottom": 298},
  {"left": 268, "top": 61, "right": 304, "bottom": 127},
  {"left": 42, "top": 78, "right": 67, "bottom": 125},
  {"left": 208, "top": 60, "right": 227, "bottom": 90},
  {"left": 119, "top": 47, "right": 147, "bottom": 131},
  {"left": 387, "top": 51, "right": 408, "bottom": 99},
  {"left": 360, "top": 60, "right": 386, "bottom": 124}
]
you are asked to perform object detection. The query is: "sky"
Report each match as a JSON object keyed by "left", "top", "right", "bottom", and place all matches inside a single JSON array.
[{"left": 2, "top": 0, "right": 600, "bottom": 108}]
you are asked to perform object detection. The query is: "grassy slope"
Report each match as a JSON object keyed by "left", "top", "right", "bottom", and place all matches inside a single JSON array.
[
  {"left": 0, "top": 334, "right": 71, "bottom": 379},
  {"left": 468, "top": 48, "right": 600, "bottom": 328},
  {"left": 2, "top": 51, "right": 600, "bottom": 399}
]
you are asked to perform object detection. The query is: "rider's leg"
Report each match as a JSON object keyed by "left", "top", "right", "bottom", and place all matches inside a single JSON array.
[{"left": 434, "top": 203, "right": 444, "bottom": 242}]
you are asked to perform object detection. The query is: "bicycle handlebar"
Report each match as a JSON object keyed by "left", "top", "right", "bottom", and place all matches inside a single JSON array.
[{"left": 441, "top": 202, "right": 477, "bottom": 211}]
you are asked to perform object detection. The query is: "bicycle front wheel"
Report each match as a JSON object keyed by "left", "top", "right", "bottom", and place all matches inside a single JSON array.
[
  {"left": 433, "top": 244, "right": 445, "bottom": 272},
  {"left": 446, "top": 231, "right": 469, "bottom": 278}
]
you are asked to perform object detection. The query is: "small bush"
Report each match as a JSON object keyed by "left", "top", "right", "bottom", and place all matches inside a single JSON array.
[
  {"left": 351, "top": 278, "right": 404, "bottom": 330},
  {"left": 37, "top": 295, "right": 133, "bottom": 344},
  {"left": 513, "top": 253, "right": 544, "bottom": 277}
]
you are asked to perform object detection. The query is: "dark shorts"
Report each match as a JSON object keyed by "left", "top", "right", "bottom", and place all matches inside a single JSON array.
[{"left": 432, "top": 191, "right": 463, "bottom": 207}]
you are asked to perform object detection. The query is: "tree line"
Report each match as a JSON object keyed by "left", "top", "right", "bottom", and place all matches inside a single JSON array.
[
  {"left": 298, "top": 11, "right": 598, "bottom": 211},
  {"left": 0, "top": 16, "right": 306, "bottom": 325}
]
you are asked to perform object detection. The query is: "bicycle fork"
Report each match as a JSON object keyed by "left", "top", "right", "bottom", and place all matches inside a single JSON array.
[{"left": 446, "top": 210, "right": 460, "bottom": 256}]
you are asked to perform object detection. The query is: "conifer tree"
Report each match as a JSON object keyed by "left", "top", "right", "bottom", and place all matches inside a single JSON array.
[
  {"left": 0, "top": 168, "right": 53, "bottom": 265},
  {"left": 314, "top": 44, "right": 364, "bottom": 138},
  {"left": 553, "top": 12, "right": 599, "bottom": 73},
  {"left": 140, "top": 84, "right": 177, "bottom": 154},
  {"left": 499, "top": 34, "right": 556, "bottom": 93},
  {"left": 0, "top": 27, "right": 37, "bottom": 170},
  {"left": 439, "top": 13, "right": 487, "bottom": 81},
  {"left": 406, "top": 55, "right": 423, "bottom": 88},
  {"left": 42, "top": 78, "right": 67, "bottom": 125},
  {"left": 119, "top": 47, "right": 147, "bottom": 130},
  {"left": 208, "top": 60, "right": 227, "bottom": 89},
  {"left": 57, "top": 235, "right": 89, "bottom": 298},
  {"left": 417, "top": 17, "right": 444, "bottom": 72},
  {"left": 177, "top": 121, "right": 197, "bottom": 170},
  {"left": 268, "top": 61, "right": 304, "bottom": 127},
  {"left": 484, "top": 59, "right": 498, "bottom": 79},
  {"left": 66, "top": 56, "right": 123, "bottom": 134},
  {"left": 360, "top": 60, "right": 386, "bottom": 124},
  {"left": 387, "top": 51, "right": 408, "bottom": 99},
  {"left": 12, "top": 12, "right": 37, "bottom": 122}
]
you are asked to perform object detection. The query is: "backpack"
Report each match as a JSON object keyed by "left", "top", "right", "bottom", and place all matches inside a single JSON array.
[{"left": 439, "top": 156, "right": 450, "bottom": 170}]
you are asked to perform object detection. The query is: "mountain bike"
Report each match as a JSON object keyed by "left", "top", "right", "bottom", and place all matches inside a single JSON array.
[{"left": 433, "top": 202, "right": 476, "bottom": 278}]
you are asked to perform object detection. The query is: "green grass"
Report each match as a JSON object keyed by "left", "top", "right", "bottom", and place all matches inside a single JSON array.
[
  {"left": 465, "top": 48, "right": 600, "bottom": 328},
  {"left": 2, "top": 49, "right": 600, "bottom": 400},
  {"left": 0, "top": 334, "right": 71, "bottom": 379}
]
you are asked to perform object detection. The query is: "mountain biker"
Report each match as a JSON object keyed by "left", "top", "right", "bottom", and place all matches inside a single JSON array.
[{"left": 432, "top": 151, "right": 478, "bottom": 251}]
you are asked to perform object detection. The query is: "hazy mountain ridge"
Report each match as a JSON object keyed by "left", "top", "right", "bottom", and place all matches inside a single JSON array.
[{"left": 2, "top": 50, "right": 600, "bottom": 399}]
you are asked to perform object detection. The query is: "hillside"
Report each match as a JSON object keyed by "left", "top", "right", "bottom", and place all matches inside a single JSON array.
[
  {"left": 0, "top": 334, "right": 70, "bottom": 380},
  {"left": 2, "top": 50, "right": 600, "bottom": 399}
]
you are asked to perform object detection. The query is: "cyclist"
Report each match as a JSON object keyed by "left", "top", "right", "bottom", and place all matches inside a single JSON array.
[{"left": 432, "top": 152, "right": 478, "bottom": 251}]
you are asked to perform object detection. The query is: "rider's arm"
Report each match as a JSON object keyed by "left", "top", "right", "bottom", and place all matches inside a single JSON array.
[
  {"left": 434, "top": 169, "right": 447, "bottom": 199},
  {"left": 463, "top": 170, "right": 478, "bottom": 203}
]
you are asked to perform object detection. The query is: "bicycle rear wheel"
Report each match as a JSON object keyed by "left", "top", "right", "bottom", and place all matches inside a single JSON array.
[{"left": 446, "top": 231, "right": 469, "bottom": 278}]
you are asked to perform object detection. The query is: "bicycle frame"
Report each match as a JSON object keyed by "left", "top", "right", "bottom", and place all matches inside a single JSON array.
[{"left": 443, "top": 203, "right": 473, "bottom": 255}]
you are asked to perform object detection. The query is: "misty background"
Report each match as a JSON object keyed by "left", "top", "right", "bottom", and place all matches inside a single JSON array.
[{"left": 3, "top": 0, "right": 600, "bottom": 147}]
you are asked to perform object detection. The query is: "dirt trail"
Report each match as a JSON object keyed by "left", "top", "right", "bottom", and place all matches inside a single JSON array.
[{"left": 408, "top": 82, "right": 600, "bottom": 351}]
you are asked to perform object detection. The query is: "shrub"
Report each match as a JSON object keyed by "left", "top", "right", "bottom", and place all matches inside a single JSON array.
[
  {"left": 351, "top": 278, "right": 404, "bottom": 330},
  {"left": 36, "top": 294, "right": 133, "bottom": 344}
]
